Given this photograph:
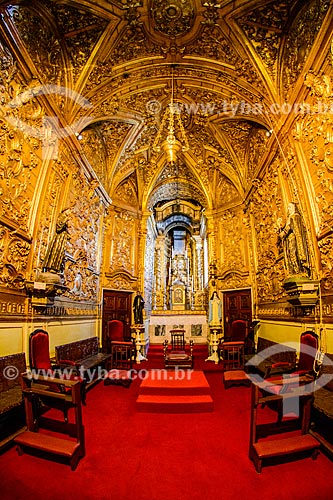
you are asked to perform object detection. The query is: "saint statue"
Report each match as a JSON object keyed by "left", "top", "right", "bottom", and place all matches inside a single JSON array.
[
  {"left": 209, "top": 291, "right": 222, "bottom": 325},
  {"left": 277, "top": 202, "right": 310, "bottom": 277},
  {"left": 42, "top": 209, "right": 70, "bottom": 274},
  {"left": 133, "top": 291, "right": 145, "bottom": 324}
]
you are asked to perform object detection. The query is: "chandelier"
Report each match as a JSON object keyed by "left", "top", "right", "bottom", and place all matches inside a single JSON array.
[{"left": 152, "top": 68, "right": 189, "bottom": 164}]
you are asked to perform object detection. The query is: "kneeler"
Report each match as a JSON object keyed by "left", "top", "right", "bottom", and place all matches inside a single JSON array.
[
  {"left": 249, "top": 376, "right": 320, "bottom": 473},
  {"left": 15, "top": 373, "right": 85, "bottom": 471}
]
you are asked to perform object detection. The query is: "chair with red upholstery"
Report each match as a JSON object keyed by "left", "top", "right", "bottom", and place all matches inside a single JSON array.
[
  {"left": 106, "top": 320, "right": 135, "bottom": 385},
  {"left": 264, "top": 330, "right": 319, "bottom": 379},
  {"left": 163, "top": 330, "right": 194, "bottom": 369},
  {"left": 219, "top": 319, "right": 248, "bottom": 370},
  {"left": 29, "top": 329, "right": 83, "bottom": 420},
  {"left": 107, "top": 320, "right": 125, "bottom": 346}
]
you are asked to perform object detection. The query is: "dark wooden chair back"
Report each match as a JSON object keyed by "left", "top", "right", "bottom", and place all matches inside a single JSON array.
[
  {"left": 170, "top": 330, "right": 186, "bottom": 352},
  {"left": 164, "top": 330, "right": 193, "bottom": 369}
]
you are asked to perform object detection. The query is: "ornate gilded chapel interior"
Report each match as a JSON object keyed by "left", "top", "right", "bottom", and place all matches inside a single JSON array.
[{"left": 1, "top": 0, "right": 333, "bottom": 459}]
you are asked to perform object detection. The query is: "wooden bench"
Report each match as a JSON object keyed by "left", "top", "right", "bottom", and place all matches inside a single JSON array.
[
  {"left": 55, "top": 337, "right": 110, "bottom": 391},
  {"left": 0, "top": 352, "right": 26, "bottom": 448}
]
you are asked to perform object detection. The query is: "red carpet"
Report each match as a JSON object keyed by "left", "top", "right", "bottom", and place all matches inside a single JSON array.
[
  {"left": 136, "top": 370, "right": 214, "bottom": 412},
  {"left": 1, "top": 347, "right": 333, "bottom": 500}
]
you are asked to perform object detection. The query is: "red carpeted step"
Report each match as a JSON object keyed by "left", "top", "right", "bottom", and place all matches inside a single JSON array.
[
  {"left": 139, "top": 370, "right": 211, "bottom": 396},
  {"left": 136, "top": 370, "right": 214, "bottom": 412},
  {"left": 136, "top": 394, "right": 214, "bottom": 413}
]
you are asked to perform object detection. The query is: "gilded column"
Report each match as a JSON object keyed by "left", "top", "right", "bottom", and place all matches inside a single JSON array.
[
  {"left": 154, "top": 233, "right": 166, "bottom": 310},
  {"left": 137, "top": 211, "right": 150, "bottom": 291}
]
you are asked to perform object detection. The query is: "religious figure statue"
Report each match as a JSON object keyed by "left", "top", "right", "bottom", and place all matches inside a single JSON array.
[
  {"left": 71, "top": 272, "right": 82, "bottom": 294},
  {"left": 209, "top": 291, "right": 222, "bottom": 325},
  {"left": 42, "top": 209, "right": 70, "bottom": 274},
  {"left": 277, "top": 202, "right": 310, "bottom": 277},
  {"left": 171, "top": 256, "right": 187, "bottom": 285},
  {"left": 133, "top": 291, "right": 145, "bottom": 324}
]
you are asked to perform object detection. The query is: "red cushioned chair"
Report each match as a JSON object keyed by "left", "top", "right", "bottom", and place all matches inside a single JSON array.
[
  {"left": 219, "top": 319, "right": 248, "bottom": 370},
  {"left": 107, "top": 320, "right": 134, "bottom": 354},
  {"left": 219, "top": 320, "right": 251, "bottom": 387},
  {"left": 106, "top": 320, "right": 135, "bottom": 386},
  {"left": 29, "top": 329, "right": 83, "bottom": 421},
  {"left": 107, "top": 320, "right": 125, "bottom": 344}
]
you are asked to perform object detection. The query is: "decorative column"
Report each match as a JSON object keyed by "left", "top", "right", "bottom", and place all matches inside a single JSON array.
[
  {"left": 131, "top": 325, "right": 147, "bottom": 363},
  {"left": 206, "top": 212, "right": 217, "bottom": 298},
  {"left": 154, "top": 233, "right": 166, "bottom": 310},
  {"left": 205, "top": 326, "right": 223, "bottom": 364},
  {"left": 137, "top": 211, "right": 150, "bottom": 291},
  {"left": 193, "top": 235, "right": 204, "bottom": 310}
]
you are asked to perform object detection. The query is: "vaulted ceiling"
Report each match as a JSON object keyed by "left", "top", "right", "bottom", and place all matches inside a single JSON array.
[{"left": 0, "top": 0, "right": 328, "bottom": 213}]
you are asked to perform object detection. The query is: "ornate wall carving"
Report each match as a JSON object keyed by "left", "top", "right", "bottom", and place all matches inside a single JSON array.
[
  {"left": 293, "top": 57, "right": 333, "bottom": 293},
  {"left": 217, "top": 207, "right": 249, "bottom": 281},
  {"left": 109, "top": 210, "right": 136, "bottom": 275},
  {"left": 113, "top": 174, "right": 138, "bottom": 207},
  {"left": 282, "top": 0, "right": 329, "bottom": 96},
  {"left": 0, "top": 43, "right": 42, "bottom": 232},
  {"left": 1, "top": 0, "right": 332, "bottom": 329},
  {"left": 0, "top": 225, "right": 30, "bottom": 289},
  {"left": 246, "top": 159, "right": 285, "bottom": 303},
  {"left": 236, "top": 1, "right": 292, "bottom": 81},
  {"left": 80, "top": 128, "right": 108, "bottom": 187},
  {"left": 8, "top": 1, "right": 108, "bottom": 84}
]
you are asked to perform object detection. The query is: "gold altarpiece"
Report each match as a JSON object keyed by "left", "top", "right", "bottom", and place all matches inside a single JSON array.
[{"left": 149, "top": 200, "right": 208, "bottom": 344}]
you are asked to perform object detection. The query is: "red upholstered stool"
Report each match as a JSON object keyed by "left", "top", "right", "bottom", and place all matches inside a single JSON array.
[
  {"left": 104, "top": 369, "right": 132, "bottom": 388},
  {"left": 223, "top": 369, "right": 251, "bottom": 389}
]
